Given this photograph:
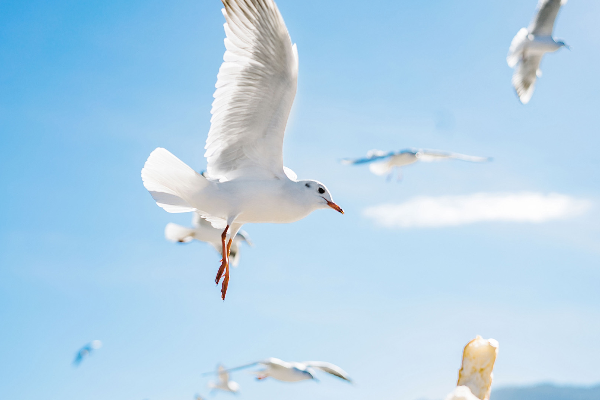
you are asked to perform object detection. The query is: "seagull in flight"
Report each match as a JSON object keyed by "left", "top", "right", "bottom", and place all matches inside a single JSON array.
[
  {"left": 165, "top": 213, "right": 252, "bottom": 268},
  {"left": 141, "top": 0, "right": 344, "bottom": 300},
  {"left": 507, "top": 0, "right": 569, "bottom": 104},
  {"left": 203, "top": 358, "right": 352, "bottom": 383},
  {"left": 207, "top": 365, "right": 240, "bottom": 394},
  {"left": 72, "top": 340, "right": 102, "bottom": 366},
  {"left": 342, "top": 149, "right": 491, "bottom": 180}
]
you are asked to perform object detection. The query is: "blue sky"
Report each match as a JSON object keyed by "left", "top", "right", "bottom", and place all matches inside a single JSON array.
[{"left": 1, "top": 0, "right": 599, "bottom": 399}]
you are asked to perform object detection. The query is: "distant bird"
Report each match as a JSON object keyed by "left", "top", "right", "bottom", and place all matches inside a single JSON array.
[
  {"left": 72, "top": 340, "right": 102, "bottom": 366},
  {"left": 208, "top": 365, "right": 240, "bottom": 394},
  {"left": 165, "top": 213, "right": 252, "bottom": 268},
  {"left": 445, "top": 336, "right": 499, "bottom": 400},
  {"left": 141, "top": 0, "right": 344, "bottom": 300},
  {"left": 507, "top": 0, "right": 569, "bottom": 104},
  {"left": 194, "top": 395, "right": 206, "bottom": 400},
  {"left": 204, "top": 358, "right": 352, "bottom": 383},
  {"left": 342, "top": 149, "right": 491, "bottom": 180}
]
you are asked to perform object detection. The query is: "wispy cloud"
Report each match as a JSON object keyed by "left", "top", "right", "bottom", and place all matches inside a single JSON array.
[{"left": 363, "top": 192, "right": 592, "bottom": 228}]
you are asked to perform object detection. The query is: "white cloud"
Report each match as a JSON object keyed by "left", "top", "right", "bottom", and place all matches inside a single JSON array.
[{"left": 363, "top": 192, "right": 592, "bottom": 228}]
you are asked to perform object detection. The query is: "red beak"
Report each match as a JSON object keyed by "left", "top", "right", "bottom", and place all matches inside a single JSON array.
[{"left": 327, "top": 200, "right": 344, "bottom": 214}]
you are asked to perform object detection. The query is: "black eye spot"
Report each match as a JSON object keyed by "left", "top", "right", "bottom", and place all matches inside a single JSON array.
[
  {"left": 305, "top": 183, "right": 310, "bottom": 188},
  {"left": 318, "top": 187, "right": 325, "bottom": 194}
]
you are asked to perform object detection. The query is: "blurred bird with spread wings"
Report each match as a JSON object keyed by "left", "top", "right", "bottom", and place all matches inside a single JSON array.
[
  {"left": 342, "top": 149, "right": 491, "bottom": 181},
  {"left": 507, "top": 0, "right": 569, "bottom": 104},
  {"left": 203, "top": 358, "right": 352, "bottom": 384},
  {"left": 208, "top": 365, "right": 240, "bottom": 394},
  {"left": 72, "top": 340, "right": 102, "bottom": 367}
]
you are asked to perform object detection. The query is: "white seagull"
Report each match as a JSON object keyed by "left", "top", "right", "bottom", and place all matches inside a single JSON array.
[
  {"left": 203, "top": 358, "right": 352, "bottom": 383},
  {"left": 208, "top": 365, "right": 240, "bottom": 394},
  {"left": 165, "top": 213, "right": 252, "bottom": 268},
  {"left": 342, "top": 149, "right": 491, "bottom": 180},
  {"left": 141, "top": 0, "right": 343, "bottom": 299},
  {"left": 507, "top": 0, "right": 569, "bottom": 104},
  {"left": 72, "top": 340, "right": 102, "bottom": 366}
]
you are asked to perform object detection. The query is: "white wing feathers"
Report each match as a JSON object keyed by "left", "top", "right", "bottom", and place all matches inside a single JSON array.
[
  {"left": 512, "top": 54, "right": 543, "bottom": 104},
  {"left": 205, "top": 0, "right": 299, "bottom": 182},
  {"left": 529, "top": 0, "right": 565, "bottom": 36},
  {"left": 417, "top": 150, "right": 491, "bottom": 163},
  {"left": 303, "top": 361, "right": 352, "bottom": 382},
  {"left": 507, "top": 28, "right": 528, "bottom": 68}
]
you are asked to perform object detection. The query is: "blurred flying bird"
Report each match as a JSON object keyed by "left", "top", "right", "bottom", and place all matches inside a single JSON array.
[
  {"left": 208, "top": 365, "right": 240, "bottom": 394},
  {"left": 203, "top": 358, "right": 352, "bottom": 383},
  {"left": 72, "top": 340, "right": 102, "bottom": 366},
  {"left": 342, "top": 149, "right": 491, "bottom": 180},
  {"left": 165, "top": 213, "right": 252, "bottom": 267},
  {"left": 141, "top": 0, "right": 343, "bottom": 300},
  {"left": 507, "top": 0, "right": 569, "bottom": 104}
]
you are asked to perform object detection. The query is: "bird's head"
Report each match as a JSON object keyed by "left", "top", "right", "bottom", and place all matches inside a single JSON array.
[
  {"left": 557, "top": 40, "right": 570, "bottom": 50},
  {"left": 298, "top": 180, "right": 344, "bottom": 214}
]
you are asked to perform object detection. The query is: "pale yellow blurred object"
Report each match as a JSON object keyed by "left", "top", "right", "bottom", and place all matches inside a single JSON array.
[{"left": 454, "top": 335, "right": 499, "bottom": 400}]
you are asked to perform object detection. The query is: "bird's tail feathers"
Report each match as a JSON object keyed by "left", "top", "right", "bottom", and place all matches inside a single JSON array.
[
  {"left": 507, "top": 28, "right": 528, "bottom": 68},
  {"left": 164, "top": 223, "right": 195, "bottom": 243},
  {"left": 141, "top": 148, "right": 208, "bottom": 213}
]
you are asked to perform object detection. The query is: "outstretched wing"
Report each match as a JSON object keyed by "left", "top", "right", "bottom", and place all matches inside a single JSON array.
[
  {"left": 512, "top": 54, "right": 543, "bottom": 104},
  {"left": 417, "top": 150, "right": 491, "bottom": 163},
  {"left": 341, "top": 150, "right": 395, "bottom": 165},
  {"left": 205, "top": 0, "right": 299, "bottom": 182},
  {"left": 529, "top": 0, "right": 566, "bottom": 36},
  {"left": 72, "top": 351, "right": 85, "bottom": 366},
  {"left": 303, "top": 361, "right": 352, "bottom": 382},
  {"left": 235, "top": 229, "right": 253, "bottom": 246},
  {"left": 201, "top": 361, "right": 261, "bottom": 376}
]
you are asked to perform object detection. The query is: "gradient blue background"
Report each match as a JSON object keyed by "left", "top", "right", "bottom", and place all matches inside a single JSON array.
[{"left": 1, "top": 0, "right": 599, "bottom": 399}]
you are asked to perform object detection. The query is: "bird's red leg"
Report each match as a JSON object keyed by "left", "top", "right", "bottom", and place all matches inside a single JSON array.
[
  {"left": 220, "top": 238, "right": 233, "bottom": 300},
  {"left": 215, "top": 225, "right": 229, "bottom": 286}
]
